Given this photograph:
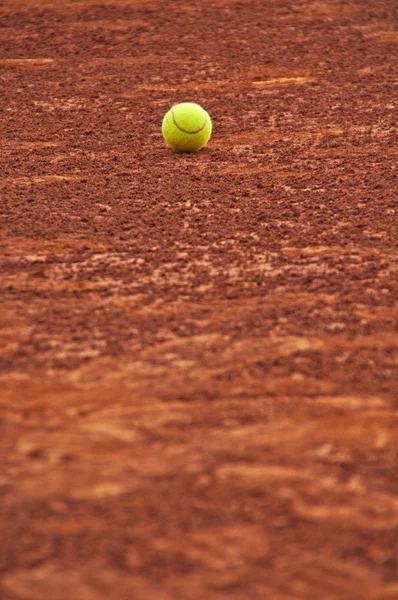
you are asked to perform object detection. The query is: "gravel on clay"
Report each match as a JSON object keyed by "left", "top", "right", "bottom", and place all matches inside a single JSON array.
[{"left": 0, "top": 0, "right": 397, "bottom": 599}]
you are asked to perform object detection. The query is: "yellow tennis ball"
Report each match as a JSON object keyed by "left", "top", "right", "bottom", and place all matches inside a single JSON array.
[{"left": 162, "top": 102, "right": 212, "bottom": 153}]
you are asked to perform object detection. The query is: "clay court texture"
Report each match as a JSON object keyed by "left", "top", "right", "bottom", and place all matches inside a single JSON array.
[{"left": 0, "top": 0, "right": 397, "bottom": 598}]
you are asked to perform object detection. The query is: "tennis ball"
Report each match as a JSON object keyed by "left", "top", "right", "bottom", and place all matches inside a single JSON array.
[{"left": 162, "top": 102, "right": 212, "bottom": 153}]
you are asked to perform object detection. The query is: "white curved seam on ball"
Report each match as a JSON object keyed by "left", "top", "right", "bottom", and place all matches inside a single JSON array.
[{"left": 171, "top": 109, "right": 207, "bottom": 135}]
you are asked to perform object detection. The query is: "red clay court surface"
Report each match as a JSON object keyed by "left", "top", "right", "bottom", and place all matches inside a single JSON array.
[{"left": 0, "top": 0, "right": 397, "bottom": 599}]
